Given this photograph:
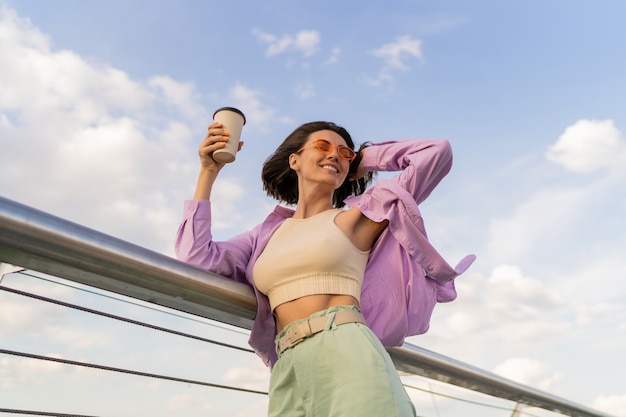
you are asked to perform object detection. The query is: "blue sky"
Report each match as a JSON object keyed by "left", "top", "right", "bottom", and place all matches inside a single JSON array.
[{"left": 1, "top": 1, "right": 625, "bottom": 416}]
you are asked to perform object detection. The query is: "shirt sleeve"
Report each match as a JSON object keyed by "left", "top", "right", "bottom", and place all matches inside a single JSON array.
[
  {"left": 348, "top": 139, "right": 475, "bottom": 345},
  {"left": 174, "top": 199, "right": 256, "bottom": 286},
  {"left": 346, "top": 139, "right": 475, "bottom": 281},
  {"left": 360, "top": 139, "right": 453, "bottom": 206}
]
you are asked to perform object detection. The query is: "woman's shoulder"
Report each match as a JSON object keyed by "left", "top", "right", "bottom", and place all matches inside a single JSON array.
[
  {"left": 335, "top": 207, "right": 388, "bottom": 252},
  {"left": 256, "top": 205, "right": 294, "bottom": 233},
  {"left": 271, "top": 205, "right": 295, "bottom": 218}
]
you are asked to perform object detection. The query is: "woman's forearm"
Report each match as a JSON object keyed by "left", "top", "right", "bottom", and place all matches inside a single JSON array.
[{"left": 193, "top": 168, "right": 219, "bottom": 200}]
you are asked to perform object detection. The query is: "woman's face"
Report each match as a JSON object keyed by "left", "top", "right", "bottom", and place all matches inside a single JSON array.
[{"left": 291, "top": 129, "right": 352, "bottom": 190}]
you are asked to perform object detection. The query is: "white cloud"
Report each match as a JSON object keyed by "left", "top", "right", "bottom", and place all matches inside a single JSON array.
[
  {"left": 54, "top": 117, "right": 147, "bottom": 194},
  {"left": 365, "top": 35, "right": 423, "bottom": 87},
  {"left": 148, "top": 76, "right": 206, "bottom": 120},
  {"left": 223, "top": 358, "right": 270, "bottom": 392},
  {"left": 493, "top": 358, "right": 562, "bottom": 392},
  {"left": 0, "top": 274, "right": 76, "bottom": 338},
  {"left": 423, "top": 265, "right": 570, "bottom": 349},
  {"left": 479, "top": 118, "right": 626, "bottom": 297},
  {"left": 293, "top": 30, "right": 321, "bottom": 57},
  {"left": 293, "top": 80, "right": 316, "bottom": 100},
  {"left": 488, "top": 265, "right": 565, "bottom": 310},
  {"left": 487, "top": 187, "right": 588, "bottom": 262},
  {"left": 211, "top": 177, "right": 246, "bottom": 230},
  {"left": 0, "top": 113, "right": 11, "bottom": 127},
  {"left": 414, "top": 16, "right": 468, "bottom": 34},
  {"left": 249, "top": 29, "right": 330, "bottom": 102},
  {"left": 226, "top": 82, "right": 280, "bottom": 133},
  {"left": 0, "top": 7, "right": 152, "bottom": 121},
  {"left": 362, "top": 71, "right": 394, "bottom": 88},
  {"left": 0, "top": 297, "right": 57, "bottom": 337},
  {"left": 252, "top": 29, "right": 320, "bottom": 58},
  {"left": 559, "top": 253, "right": 626, "bottom": 304},
  {"left": 593, "top": 394, "right": 626, "bottom": 417},
  {"left": 0, "top": 353, "right": 66, "bottom": 389},
  {"left": 43, "top": 324, "right": 110, "bottom": 349},
  {"left": 576, "top": 302, "right": 626, "bottom": 326},
  {"left": 371, "top": 35, "right": 423, "bottom": 70},
  {"left": 168, "top": 394, "right": 214, "bottom": 413},
  {"left": 0, "top": 5, "right": 270, "bottom": 254},
  {"left": 546, "top": 119, "right": 626, "bottom": 173},
  {"left": 324, "top": 47, "right": 341, "bottom": 65},
  {"left": 234, "top": 399, "right": 269, "bottom": 417}
]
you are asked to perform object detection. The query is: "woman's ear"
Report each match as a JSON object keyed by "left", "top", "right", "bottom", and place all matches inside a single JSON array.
[{"left": 289, "top": 153, "right": 299, "bottom": 170}]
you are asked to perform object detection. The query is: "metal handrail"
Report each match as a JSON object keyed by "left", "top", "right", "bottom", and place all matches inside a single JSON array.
[{"left": 0, "top": 196, "right": 612, "bottom": 417}]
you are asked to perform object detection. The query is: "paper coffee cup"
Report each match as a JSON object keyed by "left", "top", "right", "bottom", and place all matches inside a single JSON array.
[{"left": 212, "top": 107, "right": 246, "bottom": 163}]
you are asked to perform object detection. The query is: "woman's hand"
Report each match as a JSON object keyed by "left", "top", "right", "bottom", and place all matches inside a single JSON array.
[
  {"left": 193, "top": 122, "right": 244, "bottom": 200},
  {"left": 198, "top": 122, "right": 243, "bottom": 173},
  {"left": 349, "top": 146, "right": 370, "bottom": 181}
]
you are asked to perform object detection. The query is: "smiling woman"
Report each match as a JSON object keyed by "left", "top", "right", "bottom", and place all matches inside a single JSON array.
[
  {"left": 175, "top": 119, "right": 474, "bottom": 416},
  {"left": 261, "top": 121, "right": 372, "bottom": 208}
]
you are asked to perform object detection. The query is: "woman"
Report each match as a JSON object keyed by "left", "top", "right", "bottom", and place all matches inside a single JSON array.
[{"left": 175, "top": 120, "right": 475, "bottom": 416}]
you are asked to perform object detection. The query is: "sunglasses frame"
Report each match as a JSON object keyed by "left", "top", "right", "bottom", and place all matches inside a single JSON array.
[{"left": 296, "top": 139, "right": 357, "bottom": 162}]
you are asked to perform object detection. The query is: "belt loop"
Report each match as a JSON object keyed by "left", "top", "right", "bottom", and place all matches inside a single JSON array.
[{"left": 324, "top": 311, "right": 337, "bottom": 331}]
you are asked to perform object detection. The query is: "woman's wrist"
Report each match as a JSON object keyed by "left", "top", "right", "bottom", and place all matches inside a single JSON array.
[
  {"left": 193, "top": 168, "right": 218, "bottom": 200},
  {"left": 349, "top": 143, "right": 373, "bottom": 180}
]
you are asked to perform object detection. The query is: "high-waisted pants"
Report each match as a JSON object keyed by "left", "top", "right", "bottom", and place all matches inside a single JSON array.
[{"left": 268, "top": 305, "right": 417, "bottom": 417}]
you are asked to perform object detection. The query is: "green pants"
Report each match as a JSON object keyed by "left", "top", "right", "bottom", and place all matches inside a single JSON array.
[{"left": 269, "top": 306, "right": 416, "bottom": 417}]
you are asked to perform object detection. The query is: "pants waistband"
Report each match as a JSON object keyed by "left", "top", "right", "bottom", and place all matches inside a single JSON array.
[{"left": 276, "top": 308, "right": 365, "bottom": 355}]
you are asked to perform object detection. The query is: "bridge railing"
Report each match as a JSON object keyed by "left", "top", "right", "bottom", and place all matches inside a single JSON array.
[{"left": 0, "top": 195, "right": 612, "bottom": 417}]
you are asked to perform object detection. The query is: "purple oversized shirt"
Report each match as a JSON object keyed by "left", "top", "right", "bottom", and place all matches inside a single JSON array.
[{"left": 175, "top": 139, "right": 475, "bottom": 367}]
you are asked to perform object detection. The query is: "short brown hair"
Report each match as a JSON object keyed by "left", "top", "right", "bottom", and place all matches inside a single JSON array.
[{"left": 261, "top": 121, "right": 374, "bottom": 208}]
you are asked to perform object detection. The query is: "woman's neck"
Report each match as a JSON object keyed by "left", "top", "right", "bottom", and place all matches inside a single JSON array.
[
  {"left": 292, "top": 195, "right": 335, "bottom": 219},
  {"left": 292, "top": 176, "right": 339, "bottom": 219}
]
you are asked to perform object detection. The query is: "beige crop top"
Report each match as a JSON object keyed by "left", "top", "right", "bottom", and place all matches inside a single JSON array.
[{"left": 253, "top": 209, "right": 370, "bottom": 311}]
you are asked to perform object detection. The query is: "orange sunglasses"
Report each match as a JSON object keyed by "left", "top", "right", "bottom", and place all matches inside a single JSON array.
[{"left": 297, "top": 139, "right": 357, "bottom": 162}]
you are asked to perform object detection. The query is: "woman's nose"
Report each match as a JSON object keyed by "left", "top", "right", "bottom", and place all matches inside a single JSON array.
[{"left": 327, "top": 146, "right": 341, "bottom": 160}]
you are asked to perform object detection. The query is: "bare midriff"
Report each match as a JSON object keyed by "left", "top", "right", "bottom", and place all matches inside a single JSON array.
[{"left": 274, "top": 294, "right": 359, "bottom": 332}]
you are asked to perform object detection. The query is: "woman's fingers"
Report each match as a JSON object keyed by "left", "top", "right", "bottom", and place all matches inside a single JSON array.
[
  {"left": 197, "top": 123, "right": 231, "bottom": 169},
  {"left": 200, "top": 123, "right": 229, "bottom": 151}
]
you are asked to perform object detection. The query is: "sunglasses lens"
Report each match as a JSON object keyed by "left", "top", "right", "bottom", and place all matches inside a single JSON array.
[
  {"left": 315, "top": 140, "right": 332, "bottom": 152},
  {"left": 339, "top": 148, "right": 355, "bottom": 160}
]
